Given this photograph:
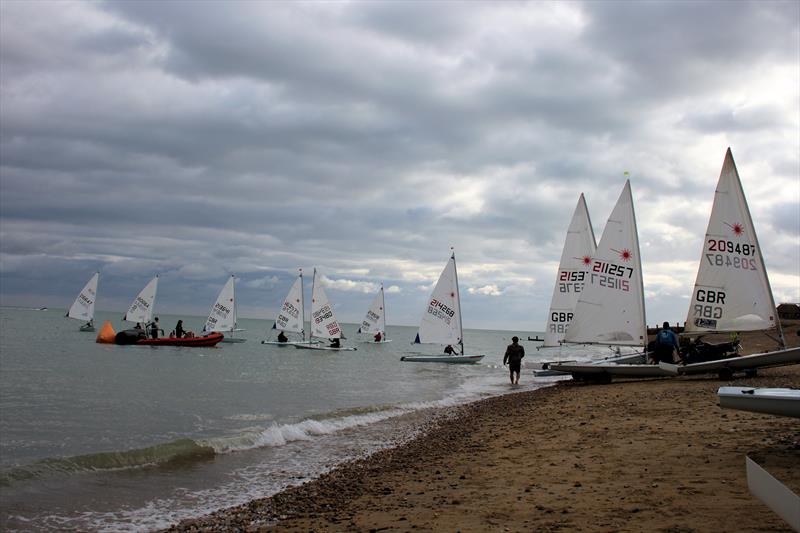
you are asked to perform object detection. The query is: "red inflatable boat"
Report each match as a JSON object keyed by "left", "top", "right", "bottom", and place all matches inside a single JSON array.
[{"left": 136, "top": 332, "right": 225, "bottom": 347}]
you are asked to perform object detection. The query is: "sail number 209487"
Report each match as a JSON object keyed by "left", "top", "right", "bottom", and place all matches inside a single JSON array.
[{"left": 704, "top": 253, "right": 757, "bottom": 271}]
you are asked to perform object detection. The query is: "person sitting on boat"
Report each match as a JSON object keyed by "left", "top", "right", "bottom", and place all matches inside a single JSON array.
[
  {"left": 374, "top": 331, "right": 382, "bottom": 343},
  {"left": 134, "top": 322, "right": 143, "bottom": 330},
  {"left": 277, "top": 330, "right": 288, "bottom": 343},
  {"left": 329, "top": 337, "right": 341, "bottom": 348},
  {"left": 653, "top": 321, "right": 680, "bottom": 363},
  {"left": 443, "top": 344, "right": 460, "bottom": 355},
  {"left": 175, "top": 320, "right": 186, "bottom": 339},
  {"left": 148, "top": 317, "right": 163, "bottom": 340},
  {"left": 84, "top": 319, "right": 94, "bottom": 329}
]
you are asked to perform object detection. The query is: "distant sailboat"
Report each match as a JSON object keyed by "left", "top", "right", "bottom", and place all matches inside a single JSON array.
[
  {"left": 401, "top": 250, "right": 484, "bottom": 364},
  {"left": 294, "top": 268, "right": 356, "bottom": 351},
  {"left": 358, "top": 285, "right": 391, "bottom": 343},
  {"left": 203, "top": 274, "right": 245, "bottom": 343},
  {"left": 123, "top": 275, "right": 158, "bottom": 326},
  {"left": 262, "top": 270, "right": 318, "bottom": 346},
  {"left": 66, "top": 272, "right": 99, "bottom": 331},
  {"left": 542, "top": 194, "right": 597, "bottom": 347}
]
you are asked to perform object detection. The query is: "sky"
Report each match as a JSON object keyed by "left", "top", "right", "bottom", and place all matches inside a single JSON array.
[{"left": 1, "top": 0, "right": 798, "bottom": 332}]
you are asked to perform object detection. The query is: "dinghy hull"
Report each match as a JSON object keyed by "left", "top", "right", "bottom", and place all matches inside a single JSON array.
[
  {"left": 400, "top": 354, "right": 484, "bottom": 364},
  {"left": 718, "top": 386, "right": 800, "bottom": 418}
]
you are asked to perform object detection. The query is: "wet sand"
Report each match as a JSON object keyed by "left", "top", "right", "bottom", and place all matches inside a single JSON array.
[{"left": 167, "top": 326, "right": 800, "bottom": 532}]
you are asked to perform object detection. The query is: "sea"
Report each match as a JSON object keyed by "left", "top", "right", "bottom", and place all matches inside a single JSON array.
[{"left": 0, "top": 307, "right": 616, "bottom": 532}]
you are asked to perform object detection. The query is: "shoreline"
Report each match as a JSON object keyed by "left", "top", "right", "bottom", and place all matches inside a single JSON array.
[{"left": 165, "top": 360, "right": 799, "bottom": 531}]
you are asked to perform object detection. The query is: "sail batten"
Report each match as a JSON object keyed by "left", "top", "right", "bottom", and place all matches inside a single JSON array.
[
  {"left": 564, "top": 181, "right": 646, "bottom": 347},
  {"left": 543, "top": 194, "right": 597, "bottom": 347},
  {"left": 684, "top": 148, "right": 779, "bottom": 334}
]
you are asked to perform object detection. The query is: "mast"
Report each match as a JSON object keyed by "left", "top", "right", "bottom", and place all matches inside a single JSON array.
[
  {"left": 300, "top": 269, "right": 305, "bottom": 341},
  {"left": 309, "top": 268, "right": 316, "bottom": 341},
  {"left": 451, "top": 247, "right": 464, "bottom": 354},
  {"left": 628, "top": 180, "right": 648, "bottom": 351},
  {"left": 381, "top": 283, "right": 387, "bottom": 339},
  {"left": 231, "top": 274, "right": 237, "bottom": 334}
]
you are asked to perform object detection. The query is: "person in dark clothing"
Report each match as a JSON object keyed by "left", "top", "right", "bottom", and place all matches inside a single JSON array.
[
  {"left": 653, "top": 321, "right": 680, "bottom": 363},
  {"left": 374, "top": 331, "right": 382, "bottom": 342},
  {"left": 175, "top": 320, "right": 186, "bottom": 339},
  {"left": 444, "top": 344, "right": 460, "bottom": 355},
  {"left": 503, "top": 336, "right": 525, "bottom": 384},
  {"left": 148, "top": 317, "right": 162, "bottom": 339},
  {"left": 329, "top": 338, "right": 340, "bottom": 348},
  {"left": 277, "top": 331, "right": 288, "bottom": 343}
]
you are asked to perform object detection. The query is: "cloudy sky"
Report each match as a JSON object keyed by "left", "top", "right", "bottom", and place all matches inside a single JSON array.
[{"left": 1, "top": 0, "right": 798, "bottom": 331}]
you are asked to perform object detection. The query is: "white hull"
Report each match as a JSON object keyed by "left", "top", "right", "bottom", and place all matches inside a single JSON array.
[
  {"left": 261, "top": 340, "right": 320, "bottom": 346},
  {"left": 660, "top": 347, "right": 800, "bottom": 376},
  {"left": 746, "top": 456, "right": 800, "bottom": 530},
  {"left": 294, "top": 344, "right": 358, "bottom": 351},
  {"left": 400, "top": 354, "right": 485, "bottom": 364},
  {"left": 718, "top": 386, "right": 800, "bottom": 418},
  {"left": 79, "top": 325, "right": 96, "bottom": 332},
  {"left": 550, "top": 362, "right": 673, "bottom": 378},
  {"left": 531, "top": 351, "right": 647, "bottom": 377},
  {"left": 361, "top": 339, "right": 393, "bottom": 344},
  {"left": 219, "top": 337, "right": 247, "bottom": 343}
]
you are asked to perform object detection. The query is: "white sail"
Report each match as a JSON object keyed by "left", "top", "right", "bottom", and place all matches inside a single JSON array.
[
  {"left": 359, "top": 286, "right": 386, "bottom": 335},
  {"left": 310, "top": 269, "right": 344, "bottom": 339},
  {"left": 274, "top": 273, "right": 305, "bottom": 336},
  {"left": 204, "top": 275, "right": 236, "bottom": 333},
  {"left": 565, "top": 180, "right": 646, "bottom": 346},
  {"left": 685, "top": 148, "right": 779, "bottom": 333},
  {"left": 123, "top": 275, "right": 158, "bottom": 325},
  {"left": 415, "top": 252, "right": 463, "bottom": 347},
  {"left": 67, "top": 272, "right": 99, "bottom": 322},
  {"left": 543, "top": 194, "right": 597, "bottom": 347}
]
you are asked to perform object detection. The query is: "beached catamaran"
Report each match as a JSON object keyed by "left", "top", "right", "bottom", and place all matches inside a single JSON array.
[
  {"left": 358, "top": 285, "right": 391, "bottom": 343},
  {"left": 262, "top": 270, "right": 318, "bottom": 346},
  {"left": 66, "top": 271, "right": 99, "bottom": 331},
  {"left": 294, "top": 268, "right": 357, "bottom": 351},
  {"left": 401, "top": 250, "right": 484, "bottom": 364},
  {"left": 659, "top": 148, "right": 800, "bottom": 377},
  {"left": 203, "top": 274, "right": 245, "bottom": 343},
  {"left": 542, "top": 193, "right": 597, "bottom": 348}
]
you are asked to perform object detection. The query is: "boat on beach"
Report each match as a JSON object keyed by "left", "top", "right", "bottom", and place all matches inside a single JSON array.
[
  {"left": 718, "top": 386, "right": 800, "bottom": 418},
  {"left": 294, "top": 268, "right": 357, "bottom": 351},
  {"left": 66, "top": 272, "right": 99, "bottom": 331},
  {"left": 660, "top": 148, "right": 799, "bottom": 378},
  {"left": 549, "top": 180, "right": 663, "bottom": 381},
  {"left": 401, "top": 250, "right": 484, "bottom": 364}
]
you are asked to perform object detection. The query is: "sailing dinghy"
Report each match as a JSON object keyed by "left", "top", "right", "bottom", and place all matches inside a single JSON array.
[
  {"left": 401, "top": 251, "right": 484, "bottom": 364},
  {"left": 543, "top": 194, "right": 597, "bottom": 348},
  {"left": 293, "top": 269, "right": 357, "bottom": 351},
  {"left": 123, "top": 275, "right": 158, "bottom": 326},
  {"left": 550, "top": 181, "right": 673, "bottom": 380},
  {"left": 203, "top": 275, "right": 245, "bottom": 343},
  {"left": 358, "top": 285, "right": 391, "bottom": 343},
  {"left": 66, "top": 272, "right": 99, "bottom": 331},
  {"left": 660, "top": 148, "right": 800, "bottom": 378},
  {"left": 262, "top": 270, "right": 320, "bottom": 346}
]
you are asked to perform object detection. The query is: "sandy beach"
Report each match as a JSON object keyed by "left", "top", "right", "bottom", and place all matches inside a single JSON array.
[{"left": 167, "top": 326, "right": 800, "bottom": 532}]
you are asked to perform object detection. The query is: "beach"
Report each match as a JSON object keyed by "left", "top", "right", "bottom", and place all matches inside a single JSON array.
[{"left": 166, "top": 326, "right": 800, "bottom": 533}]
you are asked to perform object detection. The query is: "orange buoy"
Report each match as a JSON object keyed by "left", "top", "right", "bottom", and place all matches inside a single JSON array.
[{"left": 95, "top": 320, "right": 116, "bottom": 344}]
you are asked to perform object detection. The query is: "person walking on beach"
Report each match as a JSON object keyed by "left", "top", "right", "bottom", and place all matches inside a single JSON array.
[
  {"left": 653, "top": 321, "right": 680, "bottom": 363},
  {"left": 503, "top": 336, "right": 525, "bottom": 384}
]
